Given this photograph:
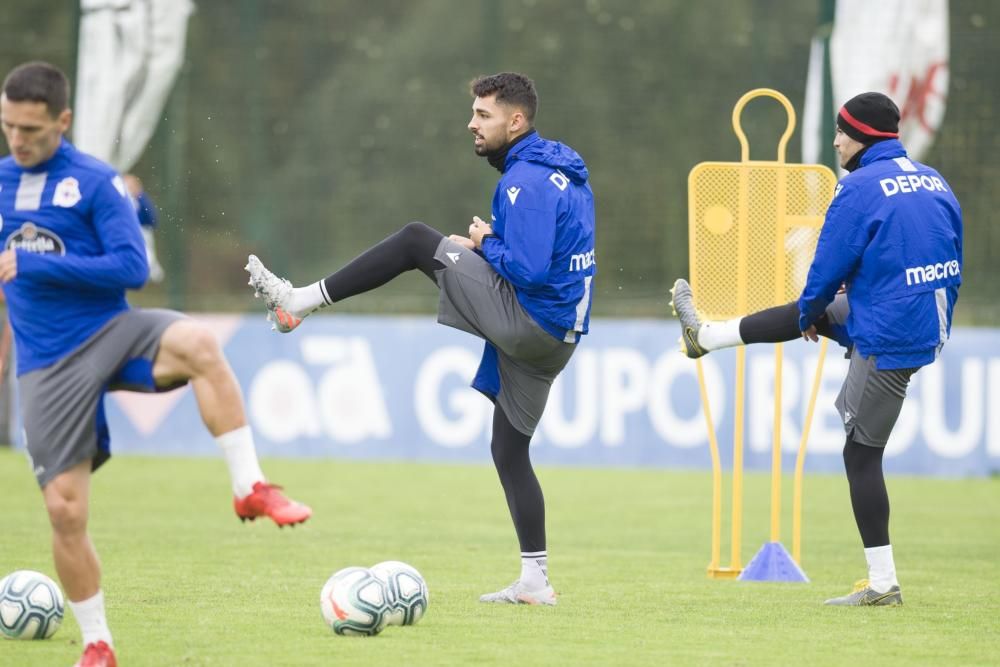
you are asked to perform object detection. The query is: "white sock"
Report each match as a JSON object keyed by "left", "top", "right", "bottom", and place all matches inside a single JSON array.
[
  {"left": 697, "top": 318, "right": 744, "bottom": 351},
  {"left": 216, "top": 425, "right": 265, "bottom": 497},
  {"left": 520, "top": 551, "right": 549, "bottom": 590},
  {"left": 864, "top": 545, "right": 898, "bottom": 592},
  {"left": 288, "top": 281, "right": 329, "bottom": 318},
  {"left": 69, "top": 590, "right": 113, "bottom": 647}
]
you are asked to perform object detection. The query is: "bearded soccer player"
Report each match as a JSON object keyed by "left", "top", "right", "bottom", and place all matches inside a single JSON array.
[{"left": 246, "top": 72, "right": 596, "bottom": 605}]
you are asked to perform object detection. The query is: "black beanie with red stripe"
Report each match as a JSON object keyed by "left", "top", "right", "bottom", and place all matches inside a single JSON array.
[{"left": 837, "top": 92, "right": 900, "bottom": 145}]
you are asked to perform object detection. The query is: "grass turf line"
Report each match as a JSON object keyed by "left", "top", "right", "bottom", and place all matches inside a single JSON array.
[{"left": 0, "top": 449, "right": 997, "bottom": 666}]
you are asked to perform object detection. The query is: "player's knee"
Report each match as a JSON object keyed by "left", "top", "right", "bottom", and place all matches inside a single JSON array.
[
  {"left": 176, "top": 324, "right": 225, "bottom": 373},
  {"left": 44, "top": 492, "right": 87, "bottom": 534},
  {"left": 398, "top": 221, "right": 422, "bottom": 248},
  {"left": 490, "top": 438, "right": 508, "bottom": 468},
  {"left": 491, "top": 439, "right": 529, "bottom": 472},
  {"left": 402, "top": 221, "right": 430, "bottom": 236},
  {"left": 397, "top": 221, "right": 443, "bottom": 265},
  {"left": 402, "top": 221, "right": 443, "bottom": 245},
  {"left": 843, "top": 437, "right": 882, "bottom": 475}
]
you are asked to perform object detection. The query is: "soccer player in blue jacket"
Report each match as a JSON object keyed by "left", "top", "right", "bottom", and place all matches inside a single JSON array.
[
  {"left": 0, "top": 62, "right": 310, "bottom": 666},
  {"left": 247, "top": 72, "right": 596, "bottom": 605},
  {"left": 671, "top": 92, "right": 962, "bottom": 606}
]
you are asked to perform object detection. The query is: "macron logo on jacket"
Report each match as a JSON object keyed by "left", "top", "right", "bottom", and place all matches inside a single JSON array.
[{"left": 905, "top": 260, "right": 960, "bottom": 286}]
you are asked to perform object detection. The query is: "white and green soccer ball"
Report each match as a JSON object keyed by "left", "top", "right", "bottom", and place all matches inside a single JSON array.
[
  {"left": 319, "top": 567, "right": 391, "bottom": 636},
  {"left": 370, "top": 560, "right": 429, "bottom": 626},
  {"left": 0, "top": 570, "right": 64, "bottom": 640}
]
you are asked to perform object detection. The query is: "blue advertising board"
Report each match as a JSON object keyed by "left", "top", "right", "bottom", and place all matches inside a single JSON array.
[{"left": 14, "top": 315, "right": 1000, "bottom": 477}]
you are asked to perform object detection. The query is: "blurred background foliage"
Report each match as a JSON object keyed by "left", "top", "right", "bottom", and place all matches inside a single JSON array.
[{"left": 1, "top": 1, "right": 997, "bottom": 322}]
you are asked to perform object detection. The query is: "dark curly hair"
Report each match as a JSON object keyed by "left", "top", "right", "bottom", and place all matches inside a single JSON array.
[{"left": 469, "top": 72, "right": 537, "bottom": 123}]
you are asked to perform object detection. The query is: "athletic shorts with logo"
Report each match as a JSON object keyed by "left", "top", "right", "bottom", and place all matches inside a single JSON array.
[
  {"left": 820, "top": 294, "right": 921, "bottom": 447},
  {"left": 836, "top": 347, "right": 918, "bottom": 447},
  {"left": 19, "top": 308, "right": 186, "bottom": 487},
  {"left": 433, "top": 237, "right": 576, "bottom": 436}
]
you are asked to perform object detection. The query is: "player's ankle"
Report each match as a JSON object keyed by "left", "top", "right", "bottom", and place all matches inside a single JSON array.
[
  {"left": 519, "top": 551, "right": 549, "bottom": 591},
  {"left": 289, "top": 282, "right": 328, "bottom": 318}
]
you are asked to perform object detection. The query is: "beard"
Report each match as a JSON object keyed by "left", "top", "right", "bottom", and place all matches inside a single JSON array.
[{"left": 474, "top": 139, "right": 499, "bottom": 157}]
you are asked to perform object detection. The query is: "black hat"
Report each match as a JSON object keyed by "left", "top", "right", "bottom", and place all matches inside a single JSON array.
[{"left": 837, "top": 92, "right": 900, "bottom": 144}]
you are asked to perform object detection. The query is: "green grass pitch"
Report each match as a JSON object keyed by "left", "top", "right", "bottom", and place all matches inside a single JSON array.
[{"left": 1, "top": 448, "right": 997, "bottom": 666}]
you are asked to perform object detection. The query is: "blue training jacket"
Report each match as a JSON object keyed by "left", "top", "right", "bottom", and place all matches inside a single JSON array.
[
  {"left": 480, "top": 131, "right": 596, "bottom": 343},
  {"left": 0, "top": 139, "right": 148, "bottom": 375},
  {"left": 797, "top": 139, "right": 962, "bottom": 370}
]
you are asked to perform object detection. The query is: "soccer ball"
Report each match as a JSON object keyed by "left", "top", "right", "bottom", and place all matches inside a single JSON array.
[
  {"left": 319, "top": 567, "right": 391, "bottom": 636},
  {"left": 0, "top": 570, "right": 64, "bottom": 640},
  {"left": 370, "top": 560, "right": 429, "bottom": 626}
]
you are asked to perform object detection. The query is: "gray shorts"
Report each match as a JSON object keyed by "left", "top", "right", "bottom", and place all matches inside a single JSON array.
[
  {"left": 825, "top": 292, "right": 850, "bottom": 326},
  {"left": 20, "top": 308, "right": 186, "bottom": 487},
  {"left": 835, "top": 346, "right": 918, "bottom": 447},
  {"left": 433, "top": 238, "right": 575, "bottom": 435}
]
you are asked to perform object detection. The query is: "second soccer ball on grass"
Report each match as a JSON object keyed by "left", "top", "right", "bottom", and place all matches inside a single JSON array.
[{"left": 370, "top": 560, "right": 429, "bottom": 626}]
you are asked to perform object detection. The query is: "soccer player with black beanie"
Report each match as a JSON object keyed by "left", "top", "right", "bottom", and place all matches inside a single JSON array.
[{"left": 671, "top": 92, "right": 963, "bottom": 605}]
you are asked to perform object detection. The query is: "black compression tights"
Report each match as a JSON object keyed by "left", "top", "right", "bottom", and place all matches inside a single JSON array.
[
  {"left": 843, "top": 438, "right": 890, "bottom": 548},
  {"left": 739, "top": 302, "right": 840, "bottom": 344},
  {"left": 491, "top": 406, "right": 546, "bottom": 553},
  {"left": 322, "top": 221, "right": 444, "bottom": 302}
]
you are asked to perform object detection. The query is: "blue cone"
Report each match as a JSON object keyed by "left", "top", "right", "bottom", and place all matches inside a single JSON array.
[{"left": 737, "top": 542, "right": 809, "bottom": 582}]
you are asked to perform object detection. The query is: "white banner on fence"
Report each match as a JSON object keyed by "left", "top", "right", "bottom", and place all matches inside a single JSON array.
[
  {"left": 74, "top": 0, "right": 194, "bottom": 172},
  {"left": 829, "top": 0, "right": 949, "bottom": 162}
]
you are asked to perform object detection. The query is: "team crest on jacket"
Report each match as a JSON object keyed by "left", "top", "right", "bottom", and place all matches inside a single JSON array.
[
  {"left": 53, "top": 177, "right": 82, "bottom": 208},
  {"left": 5, "top": 222, "right": 66, "bottom": 255}
]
